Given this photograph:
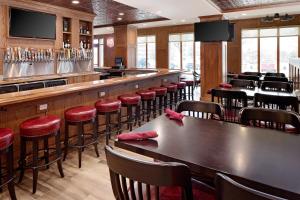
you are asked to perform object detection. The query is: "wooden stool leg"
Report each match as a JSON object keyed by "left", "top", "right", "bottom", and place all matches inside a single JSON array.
[
  {"left": 153, "top": 98, "right": 157, "bottom": 118},
  {"left": 63, "top": 122, "right": 69, "bottom": 161},
  {"left": 183, "top": 87, "right": 187, "bottom": 100},
  {"left": 32, "top": 140, "right": 39, "bottom": 194},
  {"left": 7, "top": 145, "right": 17, "bottom": 200},
  {"left": 18, "top": 138, "right": 26, "bottom": 183},
  {"left": 105, "top": 113, "right": 110, "bottom": 145},
  {"left": 44, "top": 138, "right": 49, "bottom": 169},
  {"left": 164, "top": 96, "right": 167, "bottom": 112},
  {"left": 174, "top": 91, "right": 178, "bottom": 105},
  {"left": 141, "top": 100, "right": 145, "bottom": 121},
  {"left": 118, "top": 110, "right": 122, "bottom": 134},
  {"left": 127, "top": 106, "right": 133, "bottom": 131},
  {"left": 169, "top": 92, "right": 173, "bottom": 109},
  {"left": 158, "top": 96, "right": 163, "bottom": 115},
  {"left": 55, "top": 131, "right": 64, "bottom": 178},
  {"left": 77, "top": 123, "right": 83, "bottom": 168},
  {"left": 92, "top": 118, "right": 100, "bottom": 157},
  {"left": 146, "top": 100, "right": 151, "bottom": 122},
  {"left": 136, "top": 104, "right": 141, "bottom": 127}
]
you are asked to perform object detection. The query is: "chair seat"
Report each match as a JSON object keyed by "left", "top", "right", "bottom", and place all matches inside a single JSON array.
[
  {"left": 137, "top": 90, "right": 156, "bottom": 100},
  {"left": 172, "top": 82, "right": 187, "bottom": 89},
  {"left": 0, "top": 128, "right": 14, "bottom": 150},
  {"left": 95, "top": 99, "right": 121, "bottom": 113},
  {"left": 165, "top": 84, "right": 178, "bottom": 92},
  {"left": 118, "top": 94, "right": 141, "bottom": 105},
  {"left": 65, "top": 106, "right": 96, "bottom": 122},
  {"left": 149, "top": 87, "right": 167, "bottom": 96},
  {"left": 183, "top": 80, "right": 194, "bottom": 86},
  {"left": 20, "top": 115, "right": 61, "bottom": 137}
]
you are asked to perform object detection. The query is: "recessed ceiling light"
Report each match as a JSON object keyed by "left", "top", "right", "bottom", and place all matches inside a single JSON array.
[
  {"left": 181, "top": 19, "right": 186, "bottom": 23},
  {"left": 242, "top": 13, "right": 247, "bottom": 16},
  {"left": 72, "top": 0, "right": 80, "bottom": 4},
  {"left": 117, "top": 17, "right": 122, "bottom": 21},
  {"left": 119, "top": 12, "right": 124, "bottom": 16}
]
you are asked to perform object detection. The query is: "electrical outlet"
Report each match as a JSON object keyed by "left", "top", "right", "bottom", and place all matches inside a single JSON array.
[
  {"left": 135, "top": 84, "right": 139, "bottom": 89},
  {"left": 38, "top": 104, "right": 48, "bottom": 111},
  {"left": 99, "top": 91, "right": 106, "bottom": 97}
]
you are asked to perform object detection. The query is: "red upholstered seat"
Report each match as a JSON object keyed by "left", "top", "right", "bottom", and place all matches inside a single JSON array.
[
  {"left": 172, "top": 82, "right": 187, "bottom": 89},
  {"left": 20, "top": 115, "right": 61, "bottom": 137},
  {"left": 183, "top": 80, "right": 194, "bottom": 86},
  {"left": 137, "top": 90, "right": 156, "bottom": 100},
  {"left": 0, "top": 128, "right": 14, "bottom": 150},
  {"left": 65, "top": 106, "right": 96, "bottom": 122},
  {"left": 95, "top": 99, "right": 121, "bottom": 113},
  {"left": 118, "top": 94, "right": 141, "bottom": 105},
  {"left": 164, "top": 84, "right": 178, "bottom": 92},
  {"left": 149, "top": 87, "right": 167, "bottom": 96}
]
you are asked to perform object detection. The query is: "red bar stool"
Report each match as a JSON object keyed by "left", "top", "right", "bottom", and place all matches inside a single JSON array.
[
  {"left": 137, "top": 90, "right": 156, "bottom": 122},
  {"left": 95, "top": 99, "right": 122, "bottom": 145},
  {"left": 118, "top": 94, "right": 141, "bottom": 131},
  {"left": 0, "top": 128, "right": 16, "bottom": 200},
  {"left": 64, "top": 106, "right": 99, "bottom": 168},
  {"left": 183, "top": 80, "right": 194, "bottom": 100},
  {"left": 164, "top": 84, "right": 178, "bottom": 109},
  {"left": 19, "top": 115, "right": 64, "bottom": 194},
  {"left": 172, "top": 82, "right": 187, "bottom": 101},
  {"left": 149, "top": 87, "right": 168, "bottom": 115}
]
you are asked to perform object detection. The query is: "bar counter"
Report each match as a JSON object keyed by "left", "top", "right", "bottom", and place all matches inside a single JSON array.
[{"left": 0, "top": 69, "right": 181, "bottom": 160}]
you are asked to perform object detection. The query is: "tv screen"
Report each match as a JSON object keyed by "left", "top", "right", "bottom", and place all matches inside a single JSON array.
[
  {"left": 194, "top": 20, "right": 234, "bottom": 42},
  {"left": 9, "top": 8, "right": 56, "bottom": 40}
]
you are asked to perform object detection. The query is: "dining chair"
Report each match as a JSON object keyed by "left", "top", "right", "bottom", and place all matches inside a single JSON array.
[
  {"left": 260, "top": 81, "right": 293, "bottom": 93},
  {"left": 243, "top": 72, "right": 262, "bottom": 77},
  {"left": 239, "top": 108, "right": 300, "bottom": 134},
  {"left": 215, "top": 173, "right": 287, "bottom": 200},
  {"left": 237, "top": 74, "right": 260, "bottom": 87},
  {"left": 229, "top": 79, "right": 255, "bottom": 89},
  {"left": 105, "top": 146, "right": 215, "bottom": 200},
  {"left": 254, "top": 93, "right": 299, "bottom": 113},
  {"left": 211, "top": 89, "right": 248, "bottom": 123},
  {"left": 265, "top": 72, "right": 286, "bottom": 78},
  {"left": 176, "top": 100, "right": 224, "bottom": 120},
  {"left": 263, "top": 76, "right": 288, "bottom": 82}
]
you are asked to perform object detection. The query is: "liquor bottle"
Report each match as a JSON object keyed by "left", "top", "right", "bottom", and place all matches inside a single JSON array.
[
  {"left": 87, "top": 40, "right": 90, "bottom": 49},
  {"left": 86, "top": 26, "right": 90, "bottom": 35},
  {"left": 63, "top": 20, "right": 68, "bottom": 32},
  {"left": 80, "top": 25, "right": 83, "bottom": 34},
  {"left": 67, "top": 40, "right": 71, "bottom": 48}
]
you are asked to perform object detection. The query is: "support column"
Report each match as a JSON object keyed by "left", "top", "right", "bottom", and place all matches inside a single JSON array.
[
  {"left": 114, "top": 25, "right": 137, "bottom": 68},
  {"left": 199, "top": 15, "right": 226, "bottom": 100}
]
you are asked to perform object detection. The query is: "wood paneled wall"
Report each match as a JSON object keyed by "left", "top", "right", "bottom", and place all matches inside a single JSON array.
[
  {"left": 137, "top": 24, "right": 195, "bottom": 68},
  {"left": 228, "top": 14, "right": 300, "bottom": 74},
  {"left": 0, "top": 0, "right": 95, "bottom": 75}
]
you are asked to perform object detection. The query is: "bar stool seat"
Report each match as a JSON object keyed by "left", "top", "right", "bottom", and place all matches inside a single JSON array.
[
  {"left": 137, "top": 90, "right": 156, "bottom": 100},
  {"left": 165, "top": 84, "right": 177, "bottom": 92},
  {"left": 0, "top": 128, "right": 14, "bottom": 150},
  {"left": 150, "top": 87, "right": 167, "bottom": 96},
  {"left": 95, "top": 99, "right": 121, "bottom": 113},
  {"left": 65, "top": 106, "right": 96, "bottom": 122},
  {"left": 20, "top": 115, "right": 60, "bottom": 137},
  {"left": 118, "top": 94, "right": 141, "bottom": 105},
  {"left": 172, "top": 82, "right": 187, "bottom": 89}
]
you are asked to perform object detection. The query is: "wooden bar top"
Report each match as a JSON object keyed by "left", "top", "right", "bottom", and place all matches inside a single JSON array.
[
  {"left": 0, "top": 70, "right": 180, "bottom": 107},
  {"left": 0, "top": 72, "right": 102, "bottom": 85}
]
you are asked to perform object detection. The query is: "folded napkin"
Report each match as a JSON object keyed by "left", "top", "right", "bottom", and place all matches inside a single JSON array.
[
  {"left": 117, "top": 131, "right": 158, "bottom": 141},
  {"left": 219, "top": 83, "right": 233, "bottom": 89},
  {"left": 165, "top": 108, "right": 184, "bottom": 121}
]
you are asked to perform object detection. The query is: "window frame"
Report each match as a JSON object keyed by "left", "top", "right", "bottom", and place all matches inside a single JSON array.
[
  {"left": 241, "top": 26, "right": 299, "bottom": 74},
  {"left": 93, "top": 38, "right": 104, "bottom": 68},
  {"left": 137, "top": 35, "right": 156, "bottom": 69}
]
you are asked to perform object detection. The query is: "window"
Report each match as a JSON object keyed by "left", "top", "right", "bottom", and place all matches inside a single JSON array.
[
  {"left": 241, "top": 27, "right": 299, "bottom": 76},
  {"left": 137, "top": 36, "right": 156, "bottom": 68},
  {"left": 169, "top": 33, "right": 200, "bottom": 73},
  {"left": 93, "top": 38, "right": 104, "bottom": 67}
]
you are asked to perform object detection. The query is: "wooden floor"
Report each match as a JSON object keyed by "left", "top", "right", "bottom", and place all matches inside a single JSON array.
[{"left": 1, "top": 87, "right": 200, "bottom": 200}]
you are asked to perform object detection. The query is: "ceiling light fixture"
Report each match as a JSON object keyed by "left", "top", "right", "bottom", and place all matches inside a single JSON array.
[
  {"left": 242, "top": 13, "right": 247, "bottom": 16},
  {"left": 72, "top": 0, "right": 80, "bottom": 4},
  {"left": 181, "top": 19, "right": 186, "bottom": 23},
  {"left": 118, "top": 12, "right": 124, "bottom": 16},
  {"left": 117, "top": 17, "right": 122, "bottom": 21}
]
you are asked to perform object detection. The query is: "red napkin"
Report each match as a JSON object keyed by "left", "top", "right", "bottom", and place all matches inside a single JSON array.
[
  {"left": 117, "top": 131, "right": 158, "bottom": 141},
  {"left": 165, "top": 108, "right": 184, "bottom": 121},
  {"left": 219, "top": 83, "right": 232, "bottom": 88}
]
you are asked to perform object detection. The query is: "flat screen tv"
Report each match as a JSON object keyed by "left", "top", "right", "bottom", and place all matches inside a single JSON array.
[
  {"left": 9, "top": 8, "right": 56, "bottom": 40},
  {"left": 194, "top": 20, "right": 234, "bottom": 42}
]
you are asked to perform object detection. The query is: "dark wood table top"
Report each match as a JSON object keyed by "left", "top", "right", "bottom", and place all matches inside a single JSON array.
[
  {"left": 115, "top": 115, "right": 300, "bottom": 199},
  {"left": 215, "top": 87, "right": 297, "bottom": 98}
]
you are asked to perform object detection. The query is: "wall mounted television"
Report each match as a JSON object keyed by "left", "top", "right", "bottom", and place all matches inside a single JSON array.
[
  {"left": 194, "top": 20, "right": 234, "bottom": 42},
  {"left": 9, "top": 7, "right": 56, "bottom": 40}
]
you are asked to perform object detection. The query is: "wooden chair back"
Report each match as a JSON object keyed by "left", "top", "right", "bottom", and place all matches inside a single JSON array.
[
  {"left": 215, "top": 173, "right": 286, "bottom": 200},
  {"left": 254, "top": 93, "right": 299, "bottom": 113},
  {"left": 211, "top": 89, "right": 248, "bottom": 123},
  {"left": 238, "top": 74, "right": 260, "bottom": 82},
  {"left": 261, "top": 81, "right": 293, "bottom": 93},
  {"left": 239, "top": 108, "right": 300, "bottom": 134},
  {"left": 263, "top": 76, "right": 288, "bottom": 82},
  {"left": 229, "top": 79, "right": 255, "bottom": 89},
  {"left": 243, "top": 72, "right": 261, "bottom": 77},
  {"left": 265, "top": 73, "right": 286, "bottom": 78},
  {"left": 105, "top": 146, "right": 194, "bottom": 200},
  {"left": 176, "top": 100, "right": 224, "bottom": 120}
]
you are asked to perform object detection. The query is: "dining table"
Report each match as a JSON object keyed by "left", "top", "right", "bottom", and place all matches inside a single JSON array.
[{"left": 115, "top": 115, "right": 300, "bottom": 199}]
